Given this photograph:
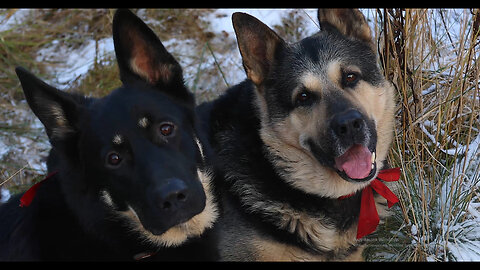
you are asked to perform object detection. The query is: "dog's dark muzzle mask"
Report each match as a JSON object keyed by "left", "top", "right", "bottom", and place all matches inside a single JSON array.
[
  {"left": 102, "top": 148, "right": 207, "bottom": 236},
  {"left": 309, "top": 108, "right": 378, "bottom": 183},
  {"left": 121, "top": 173, "right": 206, "bottom": 236},
  {"left": 141, "top": 175, "right": 206, "bottom": 235}
]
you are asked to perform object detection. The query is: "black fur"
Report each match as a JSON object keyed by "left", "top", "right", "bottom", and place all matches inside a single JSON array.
[{"left": 0, "top": 9, "right": 217, "bottom": 261}]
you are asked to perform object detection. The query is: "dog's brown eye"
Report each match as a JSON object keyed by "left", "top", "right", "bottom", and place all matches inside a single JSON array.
[
  {"left": 159, "top": 123, "right": 175, "bottom": 136},
  {"left": 345, "top": 73, "right": 357, "bottom": 82},
  {"left": 107, "top": 152, "right": 122, "bottom": 166},
  {"left": 295, "top": 90, "right": 315, "bottom": 107},
  {"left": 297, "top": 92, "right": 310, "bottom": 102},
  {"left": 343, "top": 72, "right": 359, "bottom": 87}
]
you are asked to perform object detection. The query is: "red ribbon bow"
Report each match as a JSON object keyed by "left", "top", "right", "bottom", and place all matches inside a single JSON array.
[
  {"left": 19, "top": 171, "right": 58, "bottom": 207},
  {"left": 339, "top": 167, "right": 401, "bottom": 239}
]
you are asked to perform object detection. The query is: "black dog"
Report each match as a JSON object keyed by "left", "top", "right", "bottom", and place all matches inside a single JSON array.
[{"left": 0, "top": 9, "right": 218, "bottom": 261}]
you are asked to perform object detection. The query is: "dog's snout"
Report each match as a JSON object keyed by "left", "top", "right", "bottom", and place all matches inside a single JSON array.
[
  {"left": 143, "top": 176, "right": 206, "bottom": 235},
  {"left": 157, "top": 178, "right": 189, "bottom": 211},
  {"left": 330, "top": 109, "right": 365, "bottom": 140}
]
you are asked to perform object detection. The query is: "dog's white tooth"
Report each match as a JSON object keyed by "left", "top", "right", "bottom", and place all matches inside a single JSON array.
[
  {"left": 372, "top": 163, "right": 374, "bottom": 170},
  {"left": 371, "top": 152, "right": 376, "bottom": 164}
]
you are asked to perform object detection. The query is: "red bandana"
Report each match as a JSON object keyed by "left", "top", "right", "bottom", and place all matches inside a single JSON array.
[
  {"left": 19, "top": 171, "right": 58, "bottom": 207},
  {"left": 338, "top": 167, "right": 401, "bottom": 239}
]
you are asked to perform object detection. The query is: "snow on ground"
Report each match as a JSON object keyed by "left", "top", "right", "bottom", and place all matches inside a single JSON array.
[
  {"left": 210, "top": 9, "right": 318, "bottom": 35},
  {"left": 37, "top": 38, "right": 115, "bottom": 87},
  {"left": 0, "top": 9, "right": 30, "bottom": 31},
  {"left": 35, "top": 9, "right": 320, "bottom": 89},
  {"left": 0, "top": 188, "right": 10, "bottom": 203}
]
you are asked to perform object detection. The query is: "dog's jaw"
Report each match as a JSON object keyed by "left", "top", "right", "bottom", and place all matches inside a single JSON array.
[
  {"left": 101, "top": 168, "right": 218, "bottom": 248},
  {"left": 260, "top": 123, "right": 374, "bottom": 199}
]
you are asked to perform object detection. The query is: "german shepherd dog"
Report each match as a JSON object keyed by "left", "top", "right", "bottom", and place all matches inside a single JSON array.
[
  {"left": 0, "top": 9, "right": 218, "bottom": 261},
  {"left": 198, "top": 9, "right": 396, "bottom": 261}
]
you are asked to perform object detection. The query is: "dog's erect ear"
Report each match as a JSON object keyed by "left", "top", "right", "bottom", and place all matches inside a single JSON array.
[
  {"left": 232, "top": 12, "right": 286, "bottom": 87},
  {"left": 317, "top": 9, "right": 373, "bottom": 46},
  {"left": 112, "top": 9, "right": 183, "bottom": 88},
  {"left": 15, "top": 67, "right": 81, "bottom": 140}
]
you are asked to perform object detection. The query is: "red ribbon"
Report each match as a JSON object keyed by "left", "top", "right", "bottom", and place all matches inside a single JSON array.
[
  {"left": 339, "top": 167, "right": 401, "bottom": 239},
  {"left": 19, "top": 171, "right": 58, "bottom": 207}
]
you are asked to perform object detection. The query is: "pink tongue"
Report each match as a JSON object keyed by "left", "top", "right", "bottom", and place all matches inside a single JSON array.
[{"left": 334, "top": 145, "right": 372, "bottom": 179}]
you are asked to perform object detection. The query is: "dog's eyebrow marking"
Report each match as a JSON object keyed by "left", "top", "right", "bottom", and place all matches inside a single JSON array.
[
  {"left": 301, "top": 72, "right": 322, "bottom": 91},
  {"left": 137, "top": 117, "right": 149, "bottom": 128},
  {"left": 112, "top": 134, "right": 124, "bottom": 145},
  {"left": 326, "top": 60, "right": 341, "bottom": 85}
]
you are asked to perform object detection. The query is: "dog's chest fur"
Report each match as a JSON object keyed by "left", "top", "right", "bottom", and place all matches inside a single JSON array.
[{"left": 216, "top": 191, "right": 364, "bottom": 261}]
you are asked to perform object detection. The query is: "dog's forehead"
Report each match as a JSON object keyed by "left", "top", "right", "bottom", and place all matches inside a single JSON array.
[
  {"left": 89, "top": 87, "right": 188, "bottom": 134},
  {"left": 107, "top": 87, "right": 185, "bottom": 115},
  {"left": 285, "top": 32, "right": 381, "bottom": 84}
]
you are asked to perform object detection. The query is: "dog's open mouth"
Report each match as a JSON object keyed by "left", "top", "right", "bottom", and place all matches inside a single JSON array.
[{"left": 334, "top": 144, "right": 376, "bottom": 182}]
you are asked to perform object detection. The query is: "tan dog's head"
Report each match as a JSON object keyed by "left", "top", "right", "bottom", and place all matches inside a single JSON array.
[{"left": 232, "top": 9, "right": 396, "bottom": 198}]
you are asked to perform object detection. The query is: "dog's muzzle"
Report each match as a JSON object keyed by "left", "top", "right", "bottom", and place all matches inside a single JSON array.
[{"left": 329, "top": 109, "right": 377, "bottom": 182}]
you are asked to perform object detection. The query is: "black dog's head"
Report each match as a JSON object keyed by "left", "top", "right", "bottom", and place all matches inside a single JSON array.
[
  {"left": 232, "top": 9, "right": 396, "bottom": 198},
  {"left": 16, "top": 9, "right": 217, "bottom": 247}
]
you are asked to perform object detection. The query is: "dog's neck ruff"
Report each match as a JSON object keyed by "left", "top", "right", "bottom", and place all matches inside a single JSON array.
[
  {"left": 225, "top": 164, "right": 400, "bottom": 255},
  {"left": 338, "top": 167, "right": 401, "bottom": 239}
]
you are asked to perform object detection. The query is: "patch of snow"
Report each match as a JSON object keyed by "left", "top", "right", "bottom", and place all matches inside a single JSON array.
[
  {"left": 0, "top": 140, "right": 9, "bottom": 160},
  {"left": 211, "top": 9, "right": 319, "bottom": 37},
  {"left": 0, "top": 188, "right": 10, "bottom": 204},
  {"left": 0, "top": 9, "right": 31, "bottom": 32},
  {"left": 36, "top": 37, "right": 115, "bottom": 87}
]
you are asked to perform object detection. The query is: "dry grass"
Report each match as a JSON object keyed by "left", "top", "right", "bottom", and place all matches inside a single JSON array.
[{"left": 365, "top": 8, "right": 480, "bottom": 261}]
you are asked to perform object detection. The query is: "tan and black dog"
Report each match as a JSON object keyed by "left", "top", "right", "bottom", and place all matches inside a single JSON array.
[{"left": 198, "top": 9, "right": 396, "bottom": 261}]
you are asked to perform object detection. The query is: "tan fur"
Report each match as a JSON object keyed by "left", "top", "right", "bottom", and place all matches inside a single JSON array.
[
  {"left": 251, "top": 237, "right": 364, "bottom": 261},
  {"left": 137, "top": 117, "right": 149, "bottom": 128},
  {"left": 261, "top": 124, "right": 371, "bottom": 199},
  {"left": 112, "top": 134, "right": 123, "bottom": 145},
  {"left": 346, "top": 81, "right": 396, "bottom": 165},
  {"left": 326, "top": 60, "right": 342, "bottom": 87},
  {"left": 217, "top": 200, "right": 363, "bottom": 261},
  {"left": 299, "top": 72, "right": 323, "bottom": 93}
]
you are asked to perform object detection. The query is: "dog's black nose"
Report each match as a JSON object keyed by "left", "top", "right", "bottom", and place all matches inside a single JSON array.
[
  {"left": 143, "top": 177, "right": 205, "bottom": 235},
  {"left": 157, "top": 178, "right": 189, "bottom": 211},
  {"left": 330, "top": 109, "right": 365, "bottom": 141}
]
